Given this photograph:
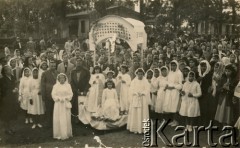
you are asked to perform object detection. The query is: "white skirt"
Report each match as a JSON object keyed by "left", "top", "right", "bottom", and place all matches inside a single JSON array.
[
  {"left": 179, "top": 97, "right": 200, "bottom": 117},
  {"left": 27, "top": 94, "right": 45, "bottom": 115}
]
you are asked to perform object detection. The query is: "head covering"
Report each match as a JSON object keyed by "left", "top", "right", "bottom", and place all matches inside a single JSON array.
[
  {"left": 145, "top": 69, "right": 154, "bottom": 78},
  {"left": 160, "top": 66, "right": 169, "bottom": 76},
  {"left": 187, "top": 71, "right": 196, "bottom": 82},
  {"left": 31, "top": 67, "right": 39, "bottom": 79},
  {"left": 169, "top": 60, "right": 179, "bottom": 72},
  {"left": 184, "top": 66, "right": 191, "bottom": 71},
  {"left": 22, "top": 67, "right": 32, "bottom": 78},
  {"left": 198, "top": 60, "right": 211, "bottom": 77},
  {"left": 56, "top": 73, "right": 69, "bottom": 85},
  {"left": 8, "top": 58, "right": 16, "bottom": 69},
  {"left": 134, "top": 68, "right": 145, "bottom": 76}
]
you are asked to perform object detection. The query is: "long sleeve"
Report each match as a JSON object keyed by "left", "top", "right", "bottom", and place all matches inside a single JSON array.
[
  {"left": 51, "top": 85, "right": 59, "bottom": 101},
  {"left": 192, "top": 83, "right": 202, "bottom": 98},
  {"left": 65, "top": 84, "right": 73, "bottom": 101},
  {"left": 174, "top": 72, "right": 183, "bottom": 90},
  {"left": 18, "top": 78, "right": 23, "bottom": 96}
]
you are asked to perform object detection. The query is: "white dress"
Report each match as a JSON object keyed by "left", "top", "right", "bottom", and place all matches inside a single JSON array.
[
  {"left": 51, "top": 83, "right": 73, "bottom": 140},
  {"left": 127, "top": 78, "right": 151, "bottom": 134},
  {"left": 101, "top": 88, "right": 120, "bottom": 121},
  {"left": 19, "top": 77, "right": 31, "bottom": 110},
  {"left": 150, "top": 76, "right": 159, "bottom": 111},
  {"left": 116, "top": 73, "right": 131, "bottom": 111},
  {"left": 27, "top": 78, "right": 45, "bottom": 115},
  {"left": 87, "top": 73, "right": 105, "bottom": 113},
  {"left": 164, "top": 70, "right": 183, "bottom": 113},
  {"left": 155, "top": 76, "right": 168, "bottom": 113},
  {"left": 179, "top": 81, "right": 202, "bottom": 117}
]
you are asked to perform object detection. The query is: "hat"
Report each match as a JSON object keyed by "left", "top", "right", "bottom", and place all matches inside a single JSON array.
[{"left": 106, "top": 70, "right": 115, "bottom": 76}]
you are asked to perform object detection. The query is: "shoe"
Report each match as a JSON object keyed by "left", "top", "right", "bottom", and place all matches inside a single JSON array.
[
  {"left": 169, "top": 121, "right": 174, "bottom": 126},
  {"left": 32, "top": 124, "right": 36, "bottom": 129},
  {"left": 37, "top": 124, "right": 43, "bottom": 128},
  {"left": 25, "top": 118, "right": 29, "bottom": 124},
  {"left": 188, "top": 125, "right": 192, "bottom": 132},
  {"left": 29, "top": 118, "right": 33, "bottom": 123},
  {"left": 171, "top": 121, "right": 179, "bottom": 127}
]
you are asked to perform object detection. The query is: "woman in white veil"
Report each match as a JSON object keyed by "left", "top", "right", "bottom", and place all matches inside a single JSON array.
[{"left": 51, "top": 73, "right": 73, "bottom": 140}]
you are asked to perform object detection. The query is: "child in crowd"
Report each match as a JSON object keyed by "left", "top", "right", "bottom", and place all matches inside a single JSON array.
[
  {"left": 87, "top": 65, "right": 105, "bottom": 113},
  {"left": 155, "top": 66, "right": 168, "bottom": 117},
  {"left": 51, "top": 73, "right": 73, "bottom": 140},
  {"left": 151, "top": 68, "right": 160, "bottom": 111},
  {"left": 19, "top": 68, "right": 33, "bottom": 124},
  {"left": 116, "top": 65, "right": 131, "bottom": 115},
  {"left": 101, "top": 80, "right": 120, "bottom": 121},
  {"left": 179, "top": 71, "right": 202, "bottom": 132},
  {"left": 28, "top": 68, "right": 45, "bottom": 129},
  {"left": 127, "top": 68, "right": 151, "bottom": 134}
]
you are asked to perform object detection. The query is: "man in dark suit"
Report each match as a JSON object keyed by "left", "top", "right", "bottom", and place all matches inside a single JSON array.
[
  {"left": 57, "top": 53, "right": 74, "bottom": 80},
  {"left": 41, "top": 60, "right": 59, "bottom": 128},
  {"left": 70, "top": 58, "right": 90, "bottom": 123},
  {"left": 13, "top": 37, "right": 23, "bottom": 55}
]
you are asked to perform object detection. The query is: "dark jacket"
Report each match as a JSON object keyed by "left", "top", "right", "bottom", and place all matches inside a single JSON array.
[
  {"left": 70, "top": 68, "right": 90, "bottom": 96},
  {"left": 41, "top": 70, "right": 58, "bottom": 100}
]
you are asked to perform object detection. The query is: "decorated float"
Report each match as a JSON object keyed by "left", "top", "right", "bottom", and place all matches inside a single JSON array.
[{"left": 78, "top": 15, "right": 147, "bottom": 130}]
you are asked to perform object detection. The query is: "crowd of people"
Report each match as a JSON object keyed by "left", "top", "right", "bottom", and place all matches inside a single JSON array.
[{"left": 0, "top": 34, "right": 240, "bottom": 140}]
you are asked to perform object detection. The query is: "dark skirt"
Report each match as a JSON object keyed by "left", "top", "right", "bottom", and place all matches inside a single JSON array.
[{"left": 215, "top": 95, "right": 233, "bottom": 124}]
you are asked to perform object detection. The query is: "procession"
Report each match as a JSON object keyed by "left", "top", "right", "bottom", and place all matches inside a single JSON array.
[{"left": 1, "top": 0, "right": 240, "bottom": 147}]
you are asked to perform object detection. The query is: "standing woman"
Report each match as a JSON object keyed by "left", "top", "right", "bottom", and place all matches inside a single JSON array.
[
  {"left": 0, "top": 65, "right": 19, "bottom": 135},
  {"left": 197, "top": 60, "right": 213, "bottom": 126},
  {"left": 164, "top": 60, "right": 183, "bottom": 126},
  {"left": 127, "top": 68, "right": 151, "bottom": 134},
  {"left": 51, "top": 73, "right": 73, "bottom": 140},
  {"left": 215, "top": 64, "right": 238, "bottom": 126}
]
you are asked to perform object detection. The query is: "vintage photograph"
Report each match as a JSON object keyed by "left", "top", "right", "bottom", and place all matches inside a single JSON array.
[{"left": 0, "top": 0, "right": 240, "bottom": 147}]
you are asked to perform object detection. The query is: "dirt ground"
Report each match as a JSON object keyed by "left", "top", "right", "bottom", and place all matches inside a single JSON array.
[{"left": 0, "top": 111, "right": 239, "bottom": 147}]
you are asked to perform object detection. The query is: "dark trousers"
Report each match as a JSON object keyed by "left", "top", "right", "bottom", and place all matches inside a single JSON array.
[{"left": 45, "top": 98, "right": 54, "bottom": 127}]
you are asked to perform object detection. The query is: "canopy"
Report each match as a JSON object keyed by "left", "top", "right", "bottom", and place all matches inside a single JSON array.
[{"left": 89, "top": 15, "right": 147, "bottom": 51}]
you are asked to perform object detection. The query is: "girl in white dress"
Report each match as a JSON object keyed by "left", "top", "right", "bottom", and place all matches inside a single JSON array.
[
  {"left": 28, "top": 68, "right": 45, "bottom": 129},
  {"left": 145, "top": 69, "right": 155, "bottom": 111},
  {"left": 164, "top": 60, "right": 183, "bottom": 126},
  {"left": 19, "top": 67, "right": 33, "bottom": 124},
  {"left": 179, "top": 71, "right": 202, "bottom": 132},
  {"left": 101, "top": 80, "right": 120, "bottom": 121},
  {"left": 51, "top": 73, "right": 73, "bottom": 140},
  {"left": 116, "top": 65, "right": 131, "bottom": 115},
  {"left": 155, "top": 66, "right": 168, "bottom": 114},
  {"left": 87, "top": 65, "right": 105, "bottom": 113},
  {"left": 127, "top": 68, "right": 151, "bottom": 134}
]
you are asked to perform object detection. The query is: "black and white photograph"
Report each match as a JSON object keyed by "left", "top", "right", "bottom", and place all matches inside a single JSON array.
[{"left": 0, "top": 0, "right": 240, "bottom": 147}]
